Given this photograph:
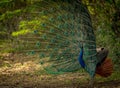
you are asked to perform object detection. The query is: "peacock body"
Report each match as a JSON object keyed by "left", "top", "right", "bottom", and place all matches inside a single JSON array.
[{"left": 14, "top": 0, "right": 112, "bottom": 79}]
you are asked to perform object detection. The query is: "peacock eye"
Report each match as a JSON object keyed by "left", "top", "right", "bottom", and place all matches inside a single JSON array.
[
  {"left": 56, "top": 34, "right": 61, "bottom": 39},
  {"left": 57, "top": 15, "right": 63, "bottom": 21},
  {"left": 58, "top": 24, "right": 63, "bottom": 29},
  {"left": 33, "top": 30, "right": 38, "bottom": 34},
  {"left": 70, "top": 31, "right": 75, "bottom": 36},
  {"left": 57, "top": 5, "right": 62, "bottom": 9},
  {"left": 36, "top": 41, "right": 41, "bottom": 47},
  {"left": 30, "top": 51, "right": 35, "bottom": 55},
  {"left": 46, "top": 45, "right": 50, "bottom": 49},
  {"left": 64, "top": 22, "right": 69, "bottom": 29},
  {"left": 50, "top": 8, "right": 56, "bottom": 12},
  {"left": 41, "top": 10, "right": 48, "bottom": 15},
  {"left": 40, "top": 61, "right": 44, "bottom": 65},
  {"left": 49, "top": 17, "right": 55, "bottom": 22},
  {"left": 50, "top": 38, "right": 56, "bottom": 43},
  {"left": 41, "top": 23, "right": 46, "bottom": 27},
  {"left": 64, "top": 31, "right": 69, "bottom": 36},
  {"left": 39, "top": 53, "right": 45, "bottom": 58},
  {"left": 49, "top": 28, "right": 54, "bottom": 33},
  {"left": 42, "top": 34, "right": 47, "bottom": 40}
]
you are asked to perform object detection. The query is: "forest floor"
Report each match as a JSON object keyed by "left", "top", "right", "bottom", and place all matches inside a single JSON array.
[{"left": 0, "top": 53, "right": 120, "bottom": 88}]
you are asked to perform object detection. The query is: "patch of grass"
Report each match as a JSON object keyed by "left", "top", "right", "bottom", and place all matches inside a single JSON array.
[
  {"left": 2, "top": 61, "right": 12, "bottom": 67},
  {"left": 0, "top": 39, "right": 15, "bottom": 53},
  {"left": 34, "top": 69, "right": 47, "bottom": 75},
  {"left": 0, "top": 56, "right": 3, "bottom": 59}
]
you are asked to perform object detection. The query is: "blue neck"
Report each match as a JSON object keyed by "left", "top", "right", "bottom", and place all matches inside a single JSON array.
[{"left": 78, "top": 47, "right": 85, "bottom": 68}]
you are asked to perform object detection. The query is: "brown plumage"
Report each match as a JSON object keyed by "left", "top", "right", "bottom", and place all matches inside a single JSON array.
[{"left": 96, "top": 58, "right": 113, "bottom": 77}]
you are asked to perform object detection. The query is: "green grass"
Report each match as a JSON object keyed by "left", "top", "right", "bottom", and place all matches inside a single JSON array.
[{"left": 0, "top": 39, "right": 15, "bottom": 53}]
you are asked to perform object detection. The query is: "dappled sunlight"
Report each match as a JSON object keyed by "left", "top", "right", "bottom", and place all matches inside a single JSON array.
[
  {"left": 0, "top": 60, "right": 42, "bottom": 75},
  {"left": 0, "top": 53, "right": 120, "bottom": 88},
  {"left": 57, "top": 72, "right": 88, "bottom": 81}
]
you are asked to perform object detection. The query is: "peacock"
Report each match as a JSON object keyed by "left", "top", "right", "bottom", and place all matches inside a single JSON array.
[{"left": 13, "top": 0, "right": 113, "bottom": 87}]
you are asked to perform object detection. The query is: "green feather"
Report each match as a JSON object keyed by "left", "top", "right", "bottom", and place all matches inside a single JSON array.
[{"left": 14, "top": 0, "right": 97, "bottom": 77}]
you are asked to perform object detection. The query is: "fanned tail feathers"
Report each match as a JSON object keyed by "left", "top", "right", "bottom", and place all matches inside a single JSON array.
[{"left": 13, "top": 0, "right": 97, "bottom": 77}]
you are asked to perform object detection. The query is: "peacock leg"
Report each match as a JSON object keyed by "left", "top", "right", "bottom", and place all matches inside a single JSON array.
[{"left": 88, "top": 77, "right": 94, "bottom": 88}]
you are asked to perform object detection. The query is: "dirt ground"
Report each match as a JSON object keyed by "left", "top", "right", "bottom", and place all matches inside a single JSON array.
[
  {"left": 0, "top": 73, "right": 120, "bottom": 88},
  {"left": 0, "top": 53, "right": 120, "bottom": 88}
]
